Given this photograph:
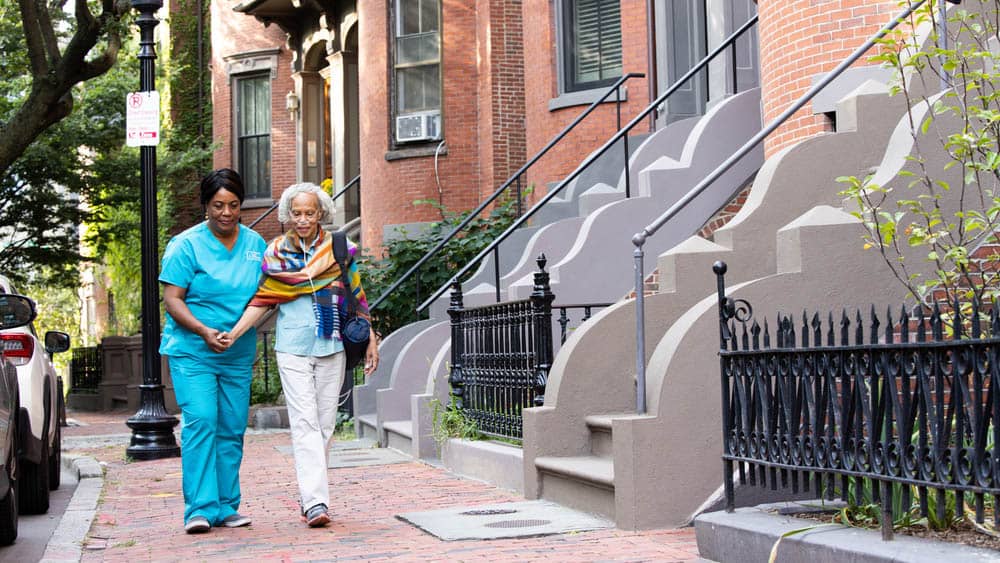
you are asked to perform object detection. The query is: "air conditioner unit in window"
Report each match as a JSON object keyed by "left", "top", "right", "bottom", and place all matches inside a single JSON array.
[{"left": 396, "top": 110, "right": 441, "bottom": 143}]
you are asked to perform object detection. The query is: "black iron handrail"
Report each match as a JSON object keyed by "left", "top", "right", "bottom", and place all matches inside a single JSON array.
[
  {"left": 416, "top": 14, "right": 761, "bottom": 313},
  {"left": 629, "top": 0, "right": 931, "bottom": 415},
  {"left": 370, "top": 73, "right": 646, "bottom": 312},
  {"left": 247, "top": 173, "right": 360, "bottom": 230}
]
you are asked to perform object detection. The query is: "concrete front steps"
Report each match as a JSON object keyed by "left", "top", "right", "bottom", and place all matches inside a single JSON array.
[
  {"left": 533, "top": 414, "right": 620, "bottom": 519},
  {"left": 364, "top": 89, "right": 764, "bottom": 471},
  {"left": 524, "top": 79, "right": 922, "bottom": 530}
]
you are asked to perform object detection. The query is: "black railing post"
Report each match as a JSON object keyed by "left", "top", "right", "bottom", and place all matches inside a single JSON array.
[
  {"left": 530, "top": 255, "right": 554, "bottom": 407},
  {"left": 714, "top": 261, "right": 735, "bottom": 512},
  {"left": 447, "top": 281, "right": 466, "bottom": 409}
]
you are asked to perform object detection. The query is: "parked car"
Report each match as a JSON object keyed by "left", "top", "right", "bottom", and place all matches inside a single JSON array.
[
  {"left": 0, "top": 293, "right": 34, "bottom": 544},
  {"left": 0, "top": 276, "right": 69, "bottom": 515}
]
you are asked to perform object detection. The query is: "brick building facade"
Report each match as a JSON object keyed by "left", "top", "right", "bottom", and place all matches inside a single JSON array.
[{"left": 203, "top": 0, "right": 919, "bottom": 254}]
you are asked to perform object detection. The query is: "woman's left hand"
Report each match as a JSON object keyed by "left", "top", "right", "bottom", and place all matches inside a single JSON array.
[{"left": 363, "top": 329, "right": 379, "bottom": 377}]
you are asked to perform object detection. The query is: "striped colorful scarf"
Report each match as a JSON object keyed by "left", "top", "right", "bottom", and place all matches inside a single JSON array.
[{"left": 251, "top": 230, "right": 342, "bottom": 340}]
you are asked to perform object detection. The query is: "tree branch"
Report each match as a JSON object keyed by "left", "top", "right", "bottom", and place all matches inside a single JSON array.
[{"left": 18, "top": 0, "right": 50, "bottom": 77}]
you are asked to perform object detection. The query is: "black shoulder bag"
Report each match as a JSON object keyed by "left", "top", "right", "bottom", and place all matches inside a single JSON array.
[{"left": 332, "top": 230, "right": 371, "bottom": 371}]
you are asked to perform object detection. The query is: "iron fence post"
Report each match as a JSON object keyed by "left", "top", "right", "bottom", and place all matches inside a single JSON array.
[
  {"left": 530, "top": 255, "right": 554, "bottom": 406},
  {"left": 714, "top": 261, "right": 735, "bottom": 512},
  {"left": 447, "top": 281, "right": 466, "bottom": 409}
]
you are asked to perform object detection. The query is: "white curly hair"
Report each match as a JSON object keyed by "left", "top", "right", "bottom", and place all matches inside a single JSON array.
[{"left": 277, "top": 182, "right": 336, "bottom": 224}]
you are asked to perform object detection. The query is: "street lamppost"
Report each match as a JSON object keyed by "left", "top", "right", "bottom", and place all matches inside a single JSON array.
[{"left": 125, "top": 0, "right": 180, "bottom": 461}]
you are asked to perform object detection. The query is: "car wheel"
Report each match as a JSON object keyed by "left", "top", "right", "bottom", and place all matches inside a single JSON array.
[
  {"left": 19, "top": 415, "right": 49, "bottom": 515},
  {"left": 48, "top": 396, "right": 61, "bottom": 491},
  {"left": 0, "top": 396, "right": 19, "bottom": 546},
  {"left": 0, "top": 474, "right": 17, "bottom": 546}
]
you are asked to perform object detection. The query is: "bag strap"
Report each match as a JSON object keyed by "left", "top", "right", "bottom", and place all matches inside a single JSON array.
[{"left": 332, "top": 230, "right": 359, "bottom": 316}]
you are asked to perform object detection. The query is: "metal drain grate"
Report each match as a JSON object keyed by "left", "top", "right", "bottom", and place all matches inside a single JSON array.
[
  {"left": 460, "top": 509, "right": 519, "bottom": 516},
  {"left": 483, "top": 519, "right": 552, "bottom": 529}
]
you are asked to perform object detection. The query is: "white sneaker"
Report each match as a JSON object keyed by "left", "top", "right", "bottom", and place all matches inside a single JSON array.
[
  {"left": 184, "top": 516, "right": 211, "bottom": 534},
  {"left": 220, "top": 513, "right": 252, "bottom": 528}
]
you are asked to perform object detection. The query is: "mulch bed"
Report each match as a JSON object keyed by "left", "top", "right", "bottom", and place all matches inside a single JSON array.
[{"left": 788, "top": 509, "right": 1000, "bottom": 552}]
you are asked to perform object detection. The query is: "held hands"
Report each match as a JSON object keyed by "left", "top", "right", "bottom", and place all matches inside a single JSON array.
[{"left": 200, "top": 327, "right": 230, "bottom": 353}]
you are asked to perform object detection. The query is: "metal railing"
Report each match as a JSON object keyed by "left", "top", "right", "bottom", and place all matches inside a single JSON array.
[
  {"left": 247, "top": 173, "right": 360, "bottom": 230},
  {"left": 69, "top": 345, "right": 101, "bottom": 393},
  {"left": 714, "top": 260, "right": 1000, "bottom": 541},
  {"left": 448, "top": 256, "right": 554, "bottom": 441},
  {"left": 446, "top": 256, "right": 610, "bottom": 440},
  {"left": 555, "top": 303, "right": 612, "bottom": 345},
  {"left": 371, "top": 73, "right": 646, "bottom": 315},
  {"left": 631, "top": 0, "right": 931, "bottom": 415},
  {"left": 417, "top": 14, "right": 761, "bottom": 314}
]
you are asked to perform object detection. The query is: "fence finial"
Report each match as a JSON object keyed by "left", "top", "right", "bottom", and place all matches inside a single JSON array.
[{"left": 536, "top": 253, "right": 547, "bottom": 272}]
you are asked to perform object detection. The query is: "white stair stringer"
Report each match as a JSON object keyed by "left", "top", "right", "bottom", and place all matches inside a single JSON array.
[
  {"left": 523, "top": 82, "right": 919, "bottom": 529},
  {"left": 507, "top": 87, "right": 764, "bottom": 304}
]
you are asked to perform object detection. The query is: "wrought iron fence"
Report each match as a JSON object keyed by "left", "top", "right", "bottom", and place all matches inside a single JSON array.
[
  {"left": 448, "top": 255, "right": 554, "bottom": 441},
  {"left": 714, "top": 261, "right": 1000, "bottom": 540},
  {"left": 69, "top": 346, "right": 101, "bottom": 393},
  {"left": 555, "top": 303, "right": 612, "bottom": 345}
]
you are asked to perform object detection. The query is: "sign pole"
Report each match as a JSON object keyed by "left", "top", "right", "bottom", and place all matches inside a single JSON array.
[{"left": 126, "top": 0, "right": 180, "bottom": 461}]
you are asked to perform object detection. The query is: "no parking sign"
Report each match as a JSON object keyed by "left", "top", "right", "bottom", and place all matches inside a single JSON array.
[{"left": 126, "top": 91, "right": 160, "bottom": 147}]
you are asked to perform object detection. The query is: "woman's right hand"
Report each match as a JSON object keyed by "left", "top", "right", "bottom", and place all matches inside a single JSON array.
[{"left": 199, "top": 327, "right": 228, "bottom": 353}]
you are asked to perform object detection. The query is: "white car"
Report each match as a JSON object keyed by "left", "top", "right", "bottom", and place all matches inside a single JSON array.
[{"left": 0, "top": 275, "right": 68, "bottom": 514}]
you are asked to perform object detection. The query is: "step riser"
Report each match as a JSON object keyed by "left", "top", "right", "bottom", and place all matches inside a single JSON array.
[
  {"left": 538, "top": 471, "right": 615, "bottom": 522},
  {"left": 358, "top": 419, "right": 378, "bottom": 441},
  {"left": 590, "top": 428, "right": 613, "bottom": 458},
  {"left": 385, "top": 427, "right": 412, "bottom": 453}
]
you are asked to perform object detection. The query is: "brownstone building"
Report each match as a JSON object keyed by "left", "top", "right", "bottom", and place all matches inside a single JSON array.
[{"left": 206, "top": 0, "right": 902, "bottom": 253}]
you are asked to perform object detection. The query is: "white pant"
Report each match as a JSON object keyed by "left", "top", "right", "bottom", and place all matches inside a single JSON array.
[{"left": 276, "top": 351, "right": 345, "bottom": 513}]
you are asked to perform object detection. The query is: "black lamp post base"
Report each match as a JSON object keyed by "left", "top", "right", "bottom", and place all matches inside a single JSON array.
[
  {"left": 126, "top": 384, "right": 180, "bottom": 460},
  {"left": 126, "top": 415, "right": 180, "bottom": 460}
]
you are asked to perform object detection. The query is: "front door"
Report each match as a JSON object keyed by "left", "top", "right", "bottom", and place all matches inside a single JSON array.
[{"left": 655, "top": 0, "right": 759, "bottom": 125}]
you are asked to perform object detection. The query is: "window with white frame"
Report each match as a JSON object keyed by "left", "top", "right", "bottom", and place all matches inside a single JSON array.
[
  {"left": 234, "top": 73, "right": 271, "bottom": 199},
  {"left": 394, "top": 0, "right": 441, "bottom": 143},
  {"left": 562, "top": 0, "right": 623, "bottom": 93}
]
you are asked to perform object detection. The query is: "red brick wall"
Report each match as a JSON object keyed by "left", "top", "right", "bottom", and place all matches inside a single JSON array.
[
  {"left": 210, "top": 1, "right": 293, "bottom": 243},
  {"left": 757, "top": 0, "right": 901, "bottom": 155},
  {"left": 520, "top": 0, "right": 650, "bottom": 199}
]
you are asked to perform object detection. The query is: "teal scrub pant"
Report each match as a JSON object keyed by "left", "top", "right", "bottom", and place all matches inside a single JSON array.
[{"left": 168, "top": 355, "right": 252, "bottom": 525}]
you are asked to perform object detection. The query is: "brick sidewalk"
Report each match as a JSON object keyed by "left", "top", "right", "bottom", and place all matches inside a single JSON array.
[{"left": 65, "top": 410, "right": 700, "bottom": 562}]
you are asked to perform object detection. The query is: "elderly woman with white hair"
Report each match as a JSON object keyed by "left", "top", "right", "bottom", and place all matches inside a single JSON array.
[{"left": 223, "top": 182, "right": 378, "bottom": 527}]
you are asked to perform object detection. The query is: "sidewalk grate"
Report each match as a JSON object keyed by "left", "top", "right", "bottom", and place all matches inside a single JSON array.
[{"left": 397, "top": 500, "right": 612, "bottom": 541}]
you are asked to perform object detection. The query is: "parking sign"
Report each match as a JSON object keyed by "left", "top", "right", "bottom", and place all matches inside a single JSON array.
[{"left": 126, "top": 91, "right": 160, "bottom": 147}]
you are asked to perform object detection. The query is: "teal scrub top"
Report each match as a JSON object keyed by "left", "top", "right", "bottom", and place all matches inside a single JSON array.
[{"left": 158, "top": 222, "right": 266, "bottom": 362}]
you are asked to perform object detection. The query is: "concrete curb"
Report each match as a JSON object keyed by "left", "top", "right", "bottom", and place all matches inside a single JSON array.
[
  {"left": 695, "top": 502, "right": 1000, "bottom": 563},
  {"left": 39, "top": 454, "right": 104, "bottom": 563}
]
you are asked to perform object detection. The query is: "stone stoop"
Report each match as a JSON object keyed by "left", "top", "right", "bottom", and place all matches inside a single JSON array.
[
  {"left": 529, "top": 413, "right": 630, "bottom": 521},
  {"left": 534, "top": 455, "right": 615, "bottom": 521},
  {"left": 356, "top": 413, "right": 378, "bottom": 441},
  {"left": 382, "top": 419, "right": 413, "bottom": 453}
]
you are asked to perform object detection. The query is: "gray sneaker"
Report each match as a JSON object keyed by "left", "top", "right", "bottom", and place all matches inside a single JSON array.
[
  {"left": 305, "top": 504, "right": 330, "bottom": 528},
  {"left": 220, "top": 513, "right": 252, "bottom": 528},
  {"left": 184, "top": 516, "right": 211, "bottom": 534}
]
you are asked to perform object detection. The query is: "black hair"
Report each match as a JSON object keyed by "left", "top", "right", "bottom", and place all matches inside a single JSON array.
[{"left": 199, "top": 168, "right": 246, "bottom": 206}]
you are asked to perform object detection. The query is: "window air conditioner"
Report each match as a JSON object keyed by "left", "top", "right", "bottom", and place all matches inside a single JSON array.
[{"left": 396, "top": 110, "right": 441, "bottom": 143}]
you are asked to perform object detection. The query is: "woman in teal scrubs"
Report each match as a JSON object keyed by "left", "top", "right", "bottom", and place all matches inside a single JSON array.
[{"left": 159, "top": 169, "right": 266, "bottom": 534}]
